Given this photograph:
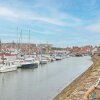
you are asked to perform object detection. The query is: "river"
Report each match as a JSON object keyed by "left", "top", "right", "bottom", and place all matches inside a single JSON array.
[{"left": 0, "top": 56, "right": 93, "bottom": 100}]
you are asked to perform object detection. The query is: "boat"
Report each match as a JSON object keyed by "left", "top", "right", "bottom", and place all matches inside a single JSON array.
[
  {"left": 0, "top": 60, "right": 17, "bottom": 72},
  {"left": 40, "top": 57, "right": 48, "bottom": 64},
  {"left": 51, "top": 57, "right": 56, "bottom": 61},
  {"left": 14, "top": 59, "right": 23, "bottom": 68},
  {"left": 21, "top": 58, "right": 35, "bottom": 68},
  {"left": 40, "top": 60, "right": 48, "bottom": 64},
  {"left": 50, "top": 55, "right": 56, "bottom": 61},
  {"left": 55, "top": 55, "right": 62, "bottom": 60},
  {"left": 75, "top": 53, "right": 83, "bottom": 57},
  {"left": 33, "top": 59, "right": 40, "bottom": 66}
]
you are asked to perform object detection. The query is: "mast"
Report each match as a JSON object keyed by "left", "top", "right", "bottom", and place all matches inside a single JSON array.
[
  {"left": 18, "top": 29, "right": 22, "bottom": 53},
  {"left": 20, "top": 29, "right": 22, "bottom": 51},
  {"left": 18, "top": 30, "right": 20, "bottom": 51},
  {"left": 29, "top": 30, "right": 30, "bottom": 56},
  {"left": 0, "top": 40, "right": 4, "bottom": 64},
  {"left": 16, "top": 27, "right": 19, "bottom": 59},
  {"left": 40, "top": 43, "right": 42, "bottom": 61},
  {"left": 0, "top": 39, "right": 1, "bottom": 52},
  {"left": 17, "top": 27, "right": 18, "bottom": 51}
]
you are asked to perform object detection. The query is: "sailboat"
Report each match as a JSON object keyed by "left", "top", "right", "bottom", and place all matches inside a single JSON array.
[{"left": 21, "top": 30, "right": 37, "bottom": 68}]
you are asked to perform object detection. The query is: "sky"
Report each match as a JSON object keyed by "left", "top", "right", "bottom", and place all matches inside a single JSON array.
[{"left": 0, "top": 0, "right": 100, "bottom": 47}]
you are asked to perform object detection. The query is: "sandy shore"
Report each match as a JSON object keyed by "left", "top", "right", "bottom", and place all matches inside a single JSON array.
[{"left": 54, "top": 55, "right": 100, "bottom": 100}]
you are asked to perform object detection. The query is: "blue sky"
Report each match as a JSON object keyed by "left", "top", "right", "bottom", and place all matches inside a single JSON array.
[{"left": 0, "top": 0, "right": 100, "bottom": 47}]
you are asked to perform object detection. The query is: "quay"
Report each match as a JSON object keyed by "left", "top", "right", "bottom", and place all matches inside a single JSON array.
[{"left": 54, "top": 54, "right": 100, "bottom": 100}]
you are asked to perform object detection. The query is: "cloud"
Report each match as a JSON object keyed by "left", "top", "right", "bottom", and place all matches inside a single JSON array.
[
  {"left": 0, "top": 5, "right": 82, "bottom": 27},
  {"left": 29, "top": 16, "right": 64, "bottom": 26},
  {"left": 0, "top": 6, "right": 64, "bottom": 25},
  {"left": 85, "top": 23, "right": 100, "bottom": 33},
  {"left": 0, "top": 6, "right": 19, "bottom": 19}
]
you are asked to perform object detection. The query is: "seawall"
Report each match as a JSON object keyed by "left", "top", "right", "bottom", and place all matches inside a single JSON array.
[{"left": 54, "top": 55, "right": 100, "bottom": 100}]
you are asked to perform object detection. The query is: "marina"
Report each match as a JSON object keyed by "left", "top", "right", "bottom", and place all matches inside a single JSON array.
[
  {"left": 0, "top": 0, "right": 100, "bottom": 99},
  {"left": 0, "top": 56, "right": 92, "bottom": 100}
]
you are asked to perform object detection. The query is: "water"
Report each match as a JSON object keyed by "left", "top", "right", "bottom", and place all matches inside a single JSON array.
[{"left": 0, "top": 56, "right": 93, "bottom": 100}]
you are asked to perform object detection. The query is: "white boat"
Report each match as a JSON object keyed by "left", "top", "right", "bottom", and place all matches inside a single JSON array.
[
  {"left": 14, "top": 59, "right": 23, "bottom": 68},
  {"left": 40, "top": 59, "right": 48, "bottom": 64},
  {"left": 33, "top": 59, "right": 40, "bottom": 66},
  {"left": 21, "top": 58, "right": 35, "bottom": 68},
  {"left": 55, "top": 55, "right": 62, "bottom": 60},
  {"left": 40, "top": 57, "right": 48, "bottom": 64},
  {"left": 50, "top": 56, "right": 56, "bottom": 61},
  {"left": 42, "top": 55, "right": 52, "bottom": 62},
  {"left": 0, "top": 60, "right": 17, "bottom": 72}
]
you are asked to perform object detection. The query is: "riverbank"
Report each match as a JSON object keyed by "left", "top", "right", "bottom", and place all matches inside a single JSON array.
[{"left": 54, "top": 55, "right": 100, "bottom": 100}]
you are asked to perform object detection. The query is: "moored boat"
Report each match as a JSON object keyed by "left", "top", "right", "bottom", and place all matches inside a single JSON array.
[
  {"left": 33, "top": 59, "right": 40, "bottom": 66},
  {"left": 40, "top": 57, "right": 48, "bottom": 64},
  {"left": 55, "top": 55, "right": 62, "bottom": 60},
  {"left": 21, "top": 58, "right": 35, "bottom": 68},
  {"left": 0, "top": 60, "right": 17, "bottom": 72}
]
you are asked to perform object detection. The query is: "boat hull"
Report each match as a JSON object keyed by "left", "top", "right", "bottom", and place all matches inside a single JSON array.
[
  {"left": 33, "top": 60, "right": 40, "bottom": 66},
  {"left": 21, "top": 64, "right": 37, "bottom": 68},
  {"left": 55, "top": 57, "right": 62, "bottom": 60},
  {"left": 0, "top": 67, "right": 17, "bottom": 73},
  {"left": 40, "top": 60, "right": 48, "bottom": 64}
]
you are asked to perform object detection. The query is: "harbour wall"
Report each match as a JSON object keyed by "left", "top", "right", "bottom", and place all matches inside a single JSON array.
[{"left": 54, "top": 55, "right": 99, "bottom": 100}]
